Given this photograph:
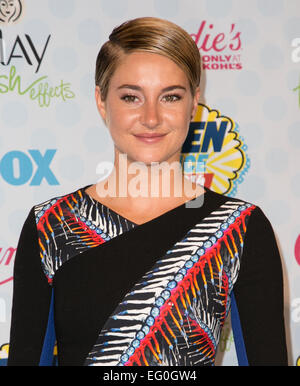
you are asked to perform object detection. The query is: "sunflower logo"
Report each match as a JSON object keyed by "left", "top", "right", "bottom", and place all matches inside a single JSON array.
[
  {"left": 0, "top": 343, "right": 9, "bottom": 364},
  {"left": 181, "top": 103, "right": 250, "bottom": 196}
]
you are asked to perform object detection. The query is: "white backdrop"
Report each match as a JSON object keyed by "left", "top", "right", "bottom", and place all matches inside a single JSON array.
[{"left": 0, "top": 0, "right": 299, "bottom": 366}]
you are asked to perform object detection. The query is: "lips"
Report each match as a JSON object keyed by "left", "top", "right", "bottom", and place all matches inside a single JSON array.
[
  {"left": 134, "top": 133, "right": 167, "bottom": 138},
  {"left": 133, "top": 133, "right": 167, "bottom": 143}
]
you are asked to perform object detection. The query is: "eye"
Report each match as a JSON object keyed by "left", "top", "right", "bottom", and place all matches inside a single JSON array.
[
  {"left": 162, "top": 94, "right": 182, "bottom": 102},
  {"left": 120, "top": 94, "right": 138, "bottom": 103}
]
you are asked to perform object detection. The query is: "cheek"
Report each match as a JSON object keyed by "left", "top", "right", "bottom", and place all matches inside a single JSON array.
[
  {"left": 106, "top": 104, "right": 138, "bottom": 136},
  {"left": 164, "top": 105, "right": 191, "bottom": 129}
]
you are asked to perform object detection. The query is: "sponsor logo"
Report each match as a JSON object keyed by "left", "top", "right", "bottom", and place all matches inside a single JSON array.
[
  {"left": 0, "top": 16, "right": 75, "bottom": 106},
  {"left": 0, "top": 343, "right": 9, "bottom": 366},
  {"left": 0, "top": 31, "right": 50, "bottom": 73},
  {"left": 0, "top": 0, "right": 23, "bottom": 25},
  {"left": 0, "top": 149, "right": 59, "bottom": 186},
  {"left": 0, "top": 64, "right": 76, "bottom": 106},
  {"left": 190, "top": 21, "right": 242, "bottom": 70},
  {"left": 0, "top": 246, "right": 15, "bottom": 286},
  {"left": 181, "top": 103, "right": 249, "bottom": 196}
]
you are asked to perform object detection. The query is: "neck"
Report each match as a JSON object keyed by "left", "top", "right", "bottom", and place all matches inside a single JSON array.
[{"left": 96, "top": 151, "right": 199, "bottom": 202}]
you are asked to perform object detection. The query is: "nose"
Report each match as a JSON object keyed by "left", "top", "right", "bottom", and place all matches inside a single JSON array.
[{"left": 140, "top": 100, "right": 161, "bottom": 130}]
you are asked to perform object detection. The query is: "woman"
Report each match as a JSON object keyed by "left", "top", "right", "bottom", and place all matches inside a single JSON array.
[{"left": 8, "top": 17, "right": 287, "bottom": 366}]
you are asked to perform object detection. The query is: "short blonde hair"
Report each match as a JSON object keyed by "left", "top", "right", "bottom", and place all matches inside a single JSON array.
[{"left": 95, "top": 17, "right": 201, "bottom": 100}]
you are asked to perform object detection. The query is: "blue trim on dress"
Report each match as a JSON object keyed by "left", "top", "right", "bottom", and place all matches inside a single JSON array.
[
  {"left": 39, "top": 289, "right": 56, "bottom": 366},
  {"left": 231, "top": 291, "right": 249, "bottom": 366}
]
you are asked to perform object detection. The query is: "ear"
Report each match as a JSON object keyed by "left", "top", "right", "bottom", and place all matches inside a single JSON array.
[
  {"left": 191, "top": 86, "right": 200, "bottom": 120},
  {"left": 95, "top": 86, "right": 107, "bottom": 123}
]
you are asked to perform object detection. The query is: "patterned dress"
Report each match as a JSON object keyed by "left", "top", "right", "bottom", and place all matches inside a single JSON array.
[{"left": 8, "top": 185, "right": 287, "bottom": 366}]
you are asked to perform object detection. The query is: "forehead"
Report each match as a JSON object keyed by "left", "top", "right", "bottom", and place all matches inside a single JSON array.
[{"left": 110, "top": 51, "right": 189, "bottom": 87}]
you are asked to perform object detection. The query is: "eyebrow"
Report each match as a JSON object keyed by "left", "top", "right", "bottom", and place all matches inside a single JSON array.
[{"left": 116, "top": 84, "right": 187, "bottom": 92}]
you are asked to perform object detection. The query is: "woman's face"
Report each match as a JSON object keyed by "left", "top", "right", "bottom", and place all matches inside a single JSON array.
[
  {"left": 0, "top": 1, "right": 16, "bottom": 17},
  {"left": 95, "top": 51, "right": 200, "bottom": 166}
]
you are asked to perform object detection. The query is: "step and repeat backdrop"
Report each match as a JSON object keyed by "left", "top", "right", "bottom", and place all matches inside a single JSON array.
[{"left": 0, "top": 0, "right": 299, "bottom": 366}]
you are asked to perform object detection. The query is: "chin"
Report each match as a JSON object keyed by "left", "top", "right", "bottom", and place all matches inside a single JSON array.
[{"left": 131, "top": 156, "right": 162, "bottom": 166}]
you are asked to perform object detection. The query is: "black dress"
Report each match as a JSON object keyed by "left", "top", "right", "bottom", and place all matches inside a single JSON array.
[{"left": 7, "top": 185, "right": 288, "bottom": 366}]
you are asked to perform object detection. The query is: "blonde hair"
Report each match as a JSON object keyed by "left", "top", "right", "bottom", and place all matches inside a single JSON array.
[{"left": 95, "top": 17, "right": 201, "bottom": 100}]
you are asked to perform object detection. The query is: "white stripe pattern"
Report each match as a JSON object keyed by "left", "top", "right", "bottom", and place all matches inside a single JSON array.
[{"left": 86, "top": 199, "right": 252, "bottom": 366}]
